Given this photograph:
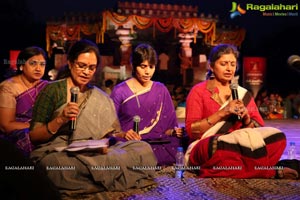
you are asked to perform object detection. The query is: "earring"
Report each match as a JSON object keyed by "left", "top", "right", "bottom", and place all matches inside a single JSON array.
[{"left": 20, "top": 66, "right": 23, "bottom": 71}]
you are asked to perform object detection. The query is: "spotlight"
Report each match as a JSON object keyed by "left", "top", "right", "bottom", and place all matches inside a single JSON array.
[{"left": 287, "top": 55, "right": 300, "bottom": 71}]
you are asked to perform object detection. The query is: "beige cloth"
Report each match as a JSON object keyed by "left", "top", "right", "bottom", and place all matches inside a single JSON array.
[
  {"left": 0, "top": 77, "right": 22, "bottom": 108},
  {"left": 31, "top": 87, "right": 157, "bottom": 198}
]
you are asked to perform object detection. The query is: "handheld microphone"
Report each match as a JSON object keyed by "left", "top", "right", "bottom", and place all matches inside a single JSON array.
[
  {"left": 70, "top": 87, "right": 80, "bottom": 131},
  {"left": 133, "top": 115, "right": 141, "bottom": 134},
  {"left": 230, "top": 82, "right": 241, "bottom": 120}
]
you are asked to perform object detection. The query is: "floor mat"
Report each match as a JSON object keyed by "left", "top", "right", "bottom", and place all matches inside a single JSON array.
[{"left": 93, "top": 166, "right": 300, "bottom": 200}]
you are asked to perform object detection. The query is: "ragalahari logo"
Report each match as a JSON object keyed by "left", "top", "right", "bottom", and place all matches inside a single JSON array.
[{"left": 230, "top": 2, "right": 246, "bottom": 19}]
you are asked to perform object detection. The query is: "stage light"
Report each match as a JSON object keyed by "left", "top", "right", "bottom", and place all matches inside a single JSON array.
[{"left": 287, "top": 55, "right": 300, "bottom": 71}]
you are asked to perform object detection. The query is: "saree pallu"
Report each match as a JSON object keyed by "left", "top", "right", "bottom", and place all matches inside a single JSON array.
[
  {"left": 35, "top": 140, "right": 157, "bottom": 198},
  {"left": 185, "top": 83, "right": 286, "bottom": 178},
  {"left": 0, "top": 80, "right": 48, "bottom": 156},
  {"left": 31, "top": 86, "right": 157, "bottom": 198},
  {"left": 189, "top": 127, "right": 286, "bottom": 178},
  {"left": 15, "top": 80, "right": 48, "bottom": 122},
  {"left": 111, "top": 81, "right": 180, "bottom": 166}
]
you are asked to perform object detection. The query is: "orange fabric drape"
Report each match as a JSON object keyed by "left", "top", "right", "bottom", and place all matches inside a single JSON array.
[
  {"left": 46, "top": 23, "right": 101, "bottom": 54},
  {"left": 46, "top": 11, "right": 245, "bottom": 54},
  {"left": 213, "top": 28, "right": 246, "bottom": 47},
  {"left": 102, "top": 11, "right": 216, "bottom": 45}
]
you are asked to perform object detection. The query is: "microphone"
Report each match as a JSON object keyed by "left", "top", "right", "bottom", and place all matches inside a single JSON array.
[
  {"left": 133, "top": 115, "right": 141, "bottom": 134},
  {"left": 230, "top": 82, "right": 241, "bottom": 120},
  {"left": 70, "top": 87, "right": 80, "bottom": 131}
]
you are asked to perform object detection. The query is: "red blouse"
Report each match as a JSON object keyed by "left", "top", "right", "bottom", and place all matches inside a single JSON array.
[{"left": 185, "top": 80, "right": 264, "bottom": 139}]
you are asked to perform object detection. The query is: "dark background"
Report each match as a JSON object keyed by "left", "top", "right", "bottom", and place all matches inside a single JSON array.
[{"left": 1, "top": 0, "right": 300, "bottom": 96}]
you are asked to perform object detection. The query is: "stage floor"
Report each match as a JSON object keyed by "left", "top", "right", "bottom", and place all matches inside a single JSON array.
[
  {"left": 264, "top": 119, "right": 300, "bottom": 159},
  {"left": 178, "top": 118, "right": 300, "bottom": 159},
  {"left": 103, "top": 119, "right": 300, "bottom": 199}
]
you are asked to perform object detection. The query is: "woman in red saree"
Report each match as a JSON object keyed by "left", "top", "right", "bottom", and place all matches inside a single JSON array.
[
  {"left": 185, "top": 44, "right": 297, "bottom": 179},
  {"left": 0, "top": 46, "right": 48, "bottom": 156}
]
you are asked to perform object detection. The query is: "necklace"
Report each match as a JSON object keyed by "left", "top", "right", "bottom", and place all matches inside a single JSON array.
[
  {"left": 19, "top": 75, "right": 38, "bottom": 104},
  {"left": 131, "top": 79, "right": 152, "bottom": 108}
]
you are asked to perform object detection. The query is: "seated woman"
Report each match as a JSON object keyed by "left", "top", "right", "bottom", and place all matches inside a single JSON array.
[
  {"left": 29, "top": 39, "right": 157, "bottom": 198},
  {"left": 0, "top": 46, "right": 48, "bottom": 156},
  {"left": 110, "top": 43, "right": 182, "bottom": 166},
  {"left": 185, "top": 44, "right": 298, "bottom": 179}
]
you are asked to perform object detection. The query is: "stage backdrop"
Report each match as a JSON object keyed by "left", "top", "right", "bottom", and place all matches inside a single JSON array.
[
  {"left": 9, "top": 50, "right": 21, "bottom": 70},
  {"left": 243, "top": 57, "right": 266, "bottom": 98}
]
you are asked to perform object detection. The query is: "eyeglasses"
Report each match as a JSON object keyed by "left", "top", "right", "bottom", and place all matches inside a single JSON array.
[
  {"left": 28, "top": 60, "right": 46, "bottom": 67},
  {"left": 74, "top": 61, "right": 97, "bottom": 72}
]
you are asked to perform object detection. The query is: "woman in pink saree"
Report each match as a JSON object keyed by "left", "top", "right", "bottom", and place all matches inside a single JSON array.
[{"left": 0, "top": 46, "right": 48, "bottom": 156}]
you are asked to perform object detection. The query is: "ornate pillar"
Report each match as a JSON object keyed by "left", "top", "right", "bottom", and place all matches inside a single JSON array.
[
  {"left": 116, "top": 28, "right": 134, "bottom": 79},
  {"left": 178, "top": 32, "right": 193, "bottom": 85}
]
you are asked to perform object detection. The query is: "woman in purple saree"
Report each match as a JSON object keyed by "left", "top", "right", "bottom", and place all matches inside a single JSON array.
[
  {"left": 111, "top": 44, "right": 182, "bottom": 166},
  {"left": 0, "top": 46, "right": 48, "bottom": 156}
]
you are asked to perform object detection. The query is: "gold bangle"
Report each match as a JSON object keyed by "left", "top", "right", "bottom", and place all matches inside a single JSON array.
[
  {"left": 206, "top": 117, "right": 213, "bottom": 126},
  {"left": 46, "top": 123, "right": 57, "bottom": 135},
  {"left": 112, "top": 130, "right": 121, "bottom": 138},
  {"left": 171, "top": 129, "right": 176, "bottom": 136},
  {"left": 243, "top": 119, "right": 252, "bottom": 127}
]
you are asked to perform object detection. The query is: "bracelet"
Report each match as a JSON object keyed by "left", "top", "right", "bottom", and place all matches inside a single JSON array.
[
  {"left": 243, "top": 119, "right": 253, "bottom": 127},
  {"left": 46, "top": 123, "right": 57, "bottom": 135},
  {"left": 171, "top": 129, "right": 176, "bottom": 136},
  {"left": 206, "top": 117, "right": 213, "bottom": 126},
  {"left": 112, "top": 130, "right": 122, "bottom": 138}
]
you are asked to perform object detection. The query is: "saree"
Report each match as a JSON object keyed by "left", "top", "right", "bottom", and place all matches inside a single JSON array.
[
  {"left": 111, "top": 81, "right": 180, "bottom": 166},
  {"left": 0, "top": 79, "right": 48, "bottom": 156},
  {"left": 185, "top": 80, "right": 286, "bottom": 178},
  {"left": 30, "top": 79, "right": 157, "bottom": 198}
]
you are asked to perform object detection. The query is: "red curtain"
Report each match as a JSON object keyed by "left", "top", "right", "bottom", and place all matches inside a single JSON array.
[
  {"left": 9, "top": 50, "right": 21, "bottom": 70},
  {"left": 243, "top": 57, "right": 266, "bottom": 98}
]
